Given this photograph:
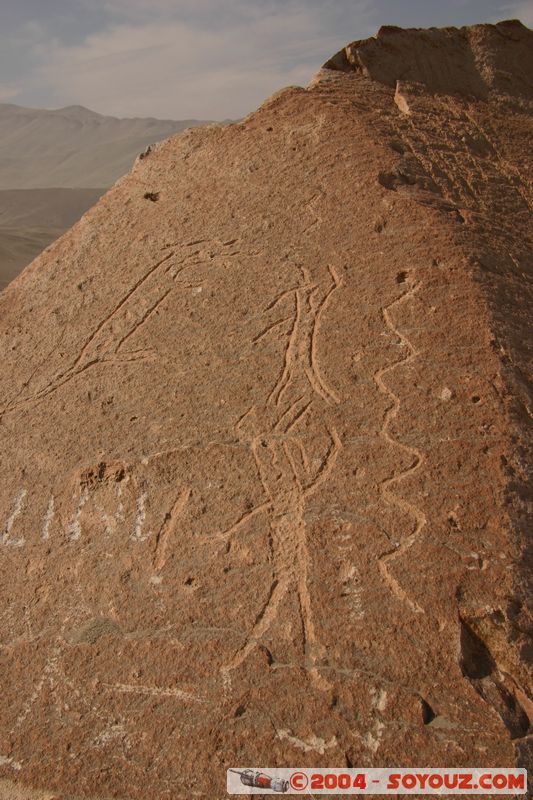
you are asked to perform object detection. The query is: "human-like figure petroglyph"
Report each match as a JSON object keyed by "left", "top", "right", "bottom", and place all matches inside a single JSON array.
[
  {"left": 266, "top": 264, "right": 341, "bottom": 408},
  {"left": 219, "top": 264, "right": 343, "bottom": 687}
]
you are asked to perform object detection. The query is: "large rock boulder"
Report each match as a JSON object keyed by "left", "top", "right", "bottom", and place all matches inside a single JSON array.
[{"left": 0, "top": 20, "right": 532, "bottom": 800}]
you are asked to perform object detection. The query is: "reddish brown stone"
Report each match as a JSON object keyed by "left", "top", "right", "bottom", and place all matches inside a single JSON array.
[{"left": 0, "top": 20, "right": 532, "bottom": 800}]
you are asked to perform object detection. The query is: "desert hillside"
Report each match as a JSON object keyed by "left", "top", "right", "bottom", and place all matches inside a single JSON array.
[
  {"left": 0, "top": 104, "right": 211, "bottom": 289},
  {"left": 0, "top": 189, "right": 104, "bottom": 289},
  {"left": 0, "top": 20, "right": 531, "bottom": 800}
]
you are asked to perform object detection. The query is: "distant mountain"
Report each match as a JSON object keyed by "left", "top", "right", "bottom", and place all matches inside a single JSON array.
[{"left": 0, "top": 103, "right": 210, "bottom": 189}]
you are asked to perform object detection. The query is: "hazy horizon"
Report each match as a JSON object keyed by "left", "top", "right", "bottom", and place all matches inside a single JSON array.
[
  {"left": 0, "top": 99, "right": 209, "bottom": 122},
  {"left": 2, "top": 0, "right": 532, "bottom": 121}
]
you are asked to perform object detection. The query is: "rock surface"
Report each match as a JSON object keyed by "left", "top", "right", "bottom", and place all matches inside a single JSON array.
[{"left": 0, "top": 20, "right": 532, "bottom": 800}]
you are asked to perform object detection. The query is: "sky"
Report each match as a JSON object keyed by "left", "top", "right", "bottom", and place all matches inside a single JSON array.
[{"left": 1, "top": 0, "right": 532, "bottom": 120}]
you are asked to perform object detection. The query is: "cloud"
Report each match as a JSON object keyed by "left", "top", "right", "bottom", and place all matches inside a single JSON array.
[{"left": 8, "top": 0, "right": 376, "bottom": 119}]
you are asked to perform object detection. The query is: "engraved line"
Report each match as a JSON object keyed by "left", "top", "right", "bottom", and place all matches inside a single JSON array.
[{"left": 153, "top": 488, "right": 191, "bottom": 571}]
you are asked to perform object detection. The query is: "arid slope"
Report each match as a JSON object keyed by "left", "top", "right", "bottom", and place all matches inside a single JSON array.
[{"left": 0, "top": 189, "right": 104, "bottom": 289}]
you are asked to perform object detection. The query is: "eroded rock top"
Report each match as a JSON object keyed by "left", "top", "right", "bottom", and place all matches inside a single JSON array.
[{"left": 322, "top": 20, "right": 532, "bottom": 98}]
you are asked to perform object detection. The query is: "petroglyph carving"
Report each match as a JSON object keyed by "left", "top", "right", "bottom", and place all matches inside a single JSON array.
[
  {"left": 374, "top": 281, "right": 426, "bottom": 614},
  {"left": 277, "top": 729, "right": 338, "bottom": 754},
  {"left": 153, "top": 488, "right": 191, "bottom": 571},
  {"left": 0, "top": 754, "right": 22, "bottom": 771},
  {"left": 41, "top": 495, "right": 55, "bottom": 541},
  {"left": 104, "top": 683, "right": 205, "bottom": 703},
  {"left": 67, "top": 488, "right": 89, "bottom": 541},
  {"left": 132, "top": 486, "right": 149, "bottom": 542},
  {"left": 221, "top": 265, "right": 343, "bottom": 687},
  {"left": 2, "top": 489, "right": 27, "bottom": 547},
  {"left": 339, "top": 563, "right": 364, "bottom": 621},
  {"left": 14, "top": 641, "right": 63, "bottom": 729},
  {"left": 266, "top": 264, "right": 342, "bottom": 407}
]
